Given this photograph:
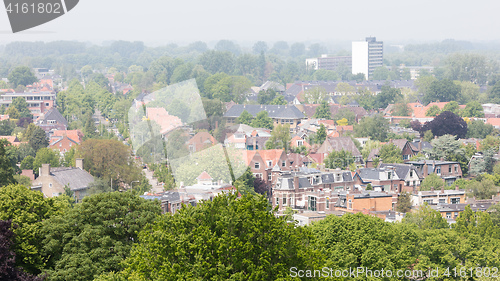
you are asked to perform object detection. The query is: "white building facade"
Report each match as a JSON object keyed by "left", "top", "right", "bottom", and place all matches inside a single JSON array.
[{"left": 352, "top": 37, "right": 383, "bottom": 79}]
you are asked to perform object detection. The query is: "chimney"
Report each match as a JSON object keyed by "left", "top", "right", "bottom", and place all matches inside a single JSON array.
[
  {"left": 41, "top": 163, "right": 50, "bottom": 177},
  {"left": 441, "top": 186, "right": 445, "bottom": 194},
  {"left": 423, "top": 163, "right": 428, "bottom": 177},
  {"left": 294, "top": 176, "right": 299, "bottom": 193},
  {"left": 76, "top": 158, "right": 83, "bottom": 170}
]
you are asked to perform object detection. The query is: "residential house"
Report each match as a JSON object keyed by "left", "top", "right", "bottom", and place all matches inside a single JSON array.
[
  {"left": 290, "top": 135, "right": 311, "bottom": 149},
  {"left": 49, "top": 135, "right": 79, "bottom": 155},
  {"left": 335, "top": 191, "right": 393, "bottom": 212},
  {"left": 430, "top": 202, "right": 495, "bottom": 222},
  {"left": 272, "top": 167, "right": 354, "bottom": 213},
  {"left": 316, "top": 136, "right": 363, "bottom": 163},
  {"left": 51, "top": 129, "right": 84, "bottom": 144},
  {"left": 243, "top": 149, "right": 290, "bottom": 185},
  {"left": 0, "top": 136, "right": 22, "bottom": 146},
  {"left": 406, "top": 160, "right": 463, "bottom": 186},
  {"left": 31, "top": 159, "right": 95, "bottom": 202},
  {"left": 37, "top": 108, "right": 68, "bottom": 133},
  {"left": 223, "top": 104, "right": 305, "bottom": 129},
  {"left": 186, "top": 131, "right": 217, "bottom": 153},
  {"left": 379, "top": 163, "right": 422, "bottom": 192},
  {"left": 353, "top": 167, "right": 403, "bottom": 192},
  {"left": 411, "top": 187, "right": 466, "bottom": 206}
]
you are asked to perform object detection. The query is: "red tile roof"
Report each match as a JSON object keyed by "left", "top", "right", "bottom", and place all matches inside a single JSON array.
[{"left": 197, "top": 171, "right": 213, "bottom": 180}]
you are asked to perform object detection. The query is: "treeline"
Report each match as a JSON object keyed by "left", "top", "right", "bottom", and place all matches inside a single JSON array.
[{"left": 1, "top": 187, "right": 500, "bottom": 280}]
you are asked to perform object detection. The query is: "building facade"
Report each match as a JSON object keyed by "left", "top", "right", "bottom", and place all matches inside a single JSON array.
[
  {"left": 352, "top": 37, "right": 383, "bottom": 79},
  {"left": 306, "top": 55, "right": 352, "bottom": 72}
]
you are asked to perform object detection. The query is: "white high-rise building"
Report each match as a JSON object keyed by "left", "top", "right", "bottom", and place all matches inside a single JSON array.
[{"left": 352, "top": 37, "right": 383, "bottom": 80}]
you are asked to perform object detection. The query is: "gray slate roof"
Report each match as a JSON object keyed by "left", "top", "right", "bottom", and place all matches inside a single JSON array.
[
  {"left": 379, "top": 163, "right": 418, "bottom": 179},
  {"left": 50, "top": 167, "right": 94, "bottom": 191},
  {"left": 40, "top": 108, "right": 68, "bottom": 127},
  {"left": 224, "top": 104, "right": 305, "bottom": 119}
]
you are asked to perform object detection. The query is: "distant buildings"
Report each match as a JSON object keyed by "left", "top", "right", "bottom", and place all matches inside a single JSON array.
[
  {"left": 305, "top": 55, "right": 352, "bottom": 72},
  {"left": 352, "top": 37, "right": 383, "bottom": 79}
]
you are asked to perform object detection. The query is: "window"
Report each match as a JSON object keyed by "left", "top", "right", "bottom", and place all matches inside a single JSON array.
[
  {"left": 454, "top": 212, "right": 459, "bottom": 218},
  {"left": 49, "top": 183, "right": 52, "bottom": 188},
  {"left": 446, "top": 212, "right": 451, "bottom": 219},
  {"left": 436, "top": 167, "right": 441, "bottom": 174},
  {"left": 448, "top": 166, "right": 452, "bottom": 173},
  {"left": 282, "top": 161, "right": 286, "bottom": 167},
  {"left": 451, "top": 198, "right": 460, "bottom": 204},
  {"left": 290, "top": 195, "right": 294, "bottom": 207},
  {"left": 283, "top": 197, "right": 287, "bottom": 205},
  {"left": 297, "top": 140, "right": 304, "bottom": 146},
  {"left": 276, "top": 197, "right": 279, "bottom": 206},
  {"left": 348, "top": 199, "right": 352, "bottom": 209},
  {"left": 267, "top": 160, "right": 272, "bottom": 167},
  {"left": 455, "top": 166, "right": 458, "bottom": 172},
  {"left": 439, "top": 199, "right": 445, "bottom": 204},
  {"left": 268, "top": 174, "right": 272, "bottom": 181},
  {"left": 254, "top": 173, "right": 262, "bottom": 179},
  {"left": 410, "top": 171, "right": 413, "bottom": 177},
  {"left": 326, "top": 199, "right": 329, "bottom": 209},
  {"left": 254, "top": 162, "right": 260, "bottom": 169},
  {"left": 308, "top": 196, "right": 317, "bottom": 211},
  {"left": 387, "top": 172, "right": 391, "bottom": 179},
  {"left": 52, "top": 192, "right": 59, "bottom": 197},
  {"left": 424, "top": 199, "right": 433, "bottom": 204}
]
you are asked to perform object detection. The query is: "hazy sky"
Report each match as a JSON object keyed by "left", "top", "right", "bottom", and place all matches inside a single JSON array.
[{"left": 0, "top": 0, "right": 499, "bottom": 46}]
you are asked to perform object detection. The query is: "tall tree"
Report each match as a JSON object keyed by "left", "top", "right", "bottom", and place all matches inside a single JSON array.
[
  {"left": 315, "top": 124, "right": 327, "bottom": 145},
  {"left": 265, "top": 124, "right": 291, "bottom": 151},
  {"left": 96, "top": 193, "right": 319, "bottom": 280},
  {"left": 313, "top": 101, "right": 331, "bottom": 119},
  {"left": 423, "top": 79, "right": 461, "bottom": 104},
  {"left": 396, "top": 192, "right": 412, "bottom": 213},
  {"left": 250, "top": 111, "right": 273, "bottom": 130},
  {"left": 354, "top": 114, "right": 390, "bottom": 142},
  {"left": 378, "top": 143, "right": 402, "bottom": 163},
  {"left": 10, "top": 97, "right": 32, "bottom": 119},
  {"left": 236, "top": 110, "right": 253, "bottom": 125},
  {"left": 7, "top": 66, "right": 37, "bottom": 87},
  {"left": 324, "top": 149, "right": 353, "bottom": 170},
  {"left": 421, "top": 111, "right": 467, "bottom": 139},
  {"left": 462, "top": 101, "right": 484, "bottom": 117},
  {"left": 42, "top": 192, "right": 161, "bottom": 281},
  {"left": 0, "top": 141, "right": 15, "bottom": 187}
]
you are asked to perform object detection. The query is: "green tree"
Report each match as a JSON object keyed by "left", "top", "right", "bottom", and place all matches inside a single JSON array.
[
  {"left": 480, "top": 135, "right": 500, "bottom": 152},
  {"left": 0, "top": 120, "right": 15, "bottom": 135},
  {"left": 442, "top": 101, "right": 460, "bottom": 115},
  {"left": 420, "top": 173, "right": 445, "bottom": 191},
  {"left": 354, "top": 114, "right": 390, "bottom": 142},
  {"left": 392, "top": 102, "right": 411, "bottom": 116},
  {"left": 315, "top": 124, "right": 327, "bottom": 145},
  {"left": 333, "top": 108, "right": 356, "bottom": 125},
  {"left": 423, "top": 79, "right": 461, "bottom": 104},
  {"left": 76, "top": 139, "right": 143, "bottom": 188},
  {"left": 355, "top": 89, "right": 375, "bottom": 110},
  {"left": 468, "top": 178, "right": 499, "bottom": 200},
  {"left": 5, "top": 106, "right": 20, "bottom": 119},
  {"left": 304, "top": 86, "right": 327, "bottom": 104},
  {"left": 415, "top": 75, "right": 437, "bottom": 96},
  {"left": 313, "top": 101, "right": 331, "bottom": 119},
  {"left": 425, "top": 105, "right": 441, "bottom": 116},
  {"left": 313, "top": 69, "right": 338, "bottom": 81},
  {"left": 20, "top": 155, "right": 34, "bottom": 170},
  {"left": 257, "top": 89, "right": 277, "bottom": 104},
  {"left": 453, "top": 205, "right": 499, "bottom": 238},
  {"left": 250, "top": 111, "right": 273, "bottom": 130},
  {"left": 236, "top": 110, "right": 253, "bottom": 125},
  {"left": 396, "top": 192, "right": 412, "bottom": 213},
  {"left": 423, "top": 129, "right": 433, "bottom": 142},
  {"left": 466, "top": 119, "right": 493, "bottom": 139},
  {"left": 42, "top": 192, "right": 161, "bottom": 281},
  {"left": 402, "top": 203, "right": 449, "bottom": 229},
  {"left": 374, "top": 84, "right": 402, "bottom": 109},
  {"left": 32, "top": 148, "right": 60, "bottom": 175},
  {"left": 8, "top": 66, "right": 37, "bottom": 87},
  {"left": 10, "top": 97, "right": 32, "bottom": 119},
  {"left": 96, "top": 193, "right": 319, "bottom": 281},
  {"left": 456, "top": 81, "right": 482, "bottom": 104},
  {"left": 0, "top": 184, "right": 70, "bottom": 274},
  {"left": 269, "top": 95, "right": 287, "bottom": 105},
  {"left": 0, "top": 141, "right": 16, "bottom": 186},
  {"left": 311, "top": 213, "right": 417, "bottom": 273},
  {"left": 265, "top": 124, "right": 291, "bottom": 151},
  {"left": 462, "top": 101, "right": 484, "bottom": 117},
  {"left": 372, "top": 66, "right": 397, "bottom": 80},
  {"left": 324, "top": 149, "right": 353, "bottom": 170},
  {"left": 28, "top": 126, "right": 48, "bottom": 153},
  {"left": 378, "top": 143, "right": 402, "bottom": 163}
]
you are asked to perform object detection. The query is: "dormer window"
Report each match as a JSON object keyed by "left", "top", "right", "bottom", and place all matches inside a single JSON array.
[{"left": 267, "top": 160, "right": 272, "bottom": 167}]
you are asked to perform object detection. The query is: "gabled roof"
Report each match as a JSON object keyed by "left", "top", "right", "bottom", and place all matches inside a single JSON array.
[
  {"left": 50, "top": 167, "right": 95, "bottom": 191},
  {"left": 379, "top": 163, "right": 419, "bottom": 179},
  {"left": 40, "top": 108, "right": 68, "bottom": 126},
  {"left": 197, "top": 171, "right": 213, "bottom": 180},
  {"left": 52, "top": 130, "right": 83, "bottom": 144},
  {"left": 223, "top": 104, "right": 304, "bottom": 119}
]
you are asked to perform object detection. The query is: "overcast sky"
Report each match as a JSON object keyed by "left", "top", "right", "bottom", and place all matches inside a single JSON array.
[{"left": 0, "top": 0, "right": 499, "bottom": 46}]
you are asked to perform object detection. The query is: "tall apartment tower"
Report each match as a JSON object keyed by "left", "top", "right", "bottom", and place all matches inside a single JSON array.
[{"left": 352, "top": 37, "right": 383, "bottom": 80}]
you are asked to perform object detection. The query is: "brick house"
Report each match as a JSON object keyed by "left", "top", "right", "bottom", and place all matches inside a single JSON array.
[
  {"left": 353, "top": 167, "right": 403, "bottom": 192},
  {"left": 272, "top": 167, "right": 354, "bottom": 213},
  {"left": 406, "top": 160, "right": 463, "bottom": 186},
  {"left": 244, "top": 149, "right": 290, "bottom": 185},
  {"left": 186, "top": 131, "right": 216, "bottom": 153},
  {"left": 379, "top": 163, "right": 422, "bottom": 192},
  {"left": 411, "top": 187, "right": 466, "bottom": 206},
  {"left": 49, "top": 135, "right": 79, "bottom": 155},
  {"left": 335, "top": 191, "right": 393, "bottom": 212}
]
